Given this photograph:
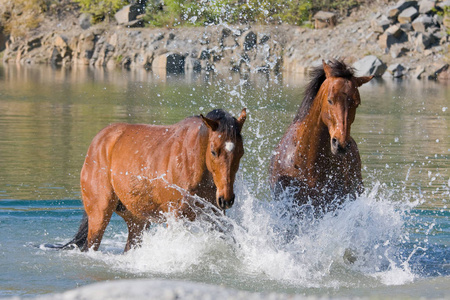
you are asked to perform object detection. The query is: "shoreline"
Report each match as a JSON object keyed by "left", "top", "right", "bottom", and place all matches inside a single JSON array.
[{"left": 0, "top": 1, "right": 449, "bottom": 80}]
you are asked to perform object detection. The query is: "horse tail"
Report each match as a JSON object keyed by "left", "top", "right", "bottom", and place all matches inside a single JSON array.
[
  {"left": 45, "top": 211, "right": 88, "bottom": 250},
  {"left": 62, "top": 211, "right": 89, "bottom": 250}
]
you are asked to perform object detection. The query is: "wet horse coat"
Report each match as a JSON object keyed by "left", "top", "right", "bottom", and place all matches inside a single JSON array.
[
  {"left": 269, "top": 60, "right": 372, "bottom": 211},
  {"left": 66, "top": 108, "right": 246, "bottom": 252}
]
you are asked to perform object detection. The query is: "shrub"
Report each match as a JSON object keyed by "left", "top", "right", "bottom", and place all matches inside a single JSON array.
[
  {"left": 74, "top": 0, "right": 130, "bottom": 23},
  {"left": 142, "top": 0, "right": 358, "bottom": 27},
  {"left": 0, "top": 0, "right": 46, "bottom": 37}
]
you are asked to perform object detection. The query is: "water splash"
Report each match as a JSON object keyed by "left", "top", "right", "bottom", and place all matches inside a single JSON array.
[{"left": 77, "top": 179, "right": 423, "bottom": 290}]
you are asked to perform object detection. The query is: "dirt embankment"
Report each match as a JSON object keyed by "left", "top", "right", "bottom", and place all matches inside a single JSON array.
[{"left": 0, "top": 0, "right": 449, "bottom": 79}]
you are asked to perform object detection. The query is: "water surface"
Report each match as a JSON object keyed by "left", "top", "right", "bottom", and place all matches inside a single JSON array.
[{"left": 0, "top": 64, "right": 449, "bottom": 298}]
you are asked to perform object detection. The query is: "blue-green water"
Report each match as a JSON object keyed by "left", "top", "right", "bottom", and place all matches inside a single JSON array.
[{"left": 0, "top": 65, "right": 449, "bottom": 298}]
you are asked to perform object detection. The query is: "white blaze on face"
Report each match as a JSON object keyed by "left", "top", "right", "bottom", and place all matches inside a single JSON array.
[{"left": 225, "top": 141, "right": 235, "bottom": 152}]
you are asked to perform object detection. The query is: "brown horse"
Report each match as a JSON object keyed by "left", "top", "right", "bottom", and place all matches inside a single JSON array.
[
  {"left": 269, "top": 60, "right": 372, "bottom": 211},
  {"left": 63, "top": 108, "right": 246, "bottom": 252}
]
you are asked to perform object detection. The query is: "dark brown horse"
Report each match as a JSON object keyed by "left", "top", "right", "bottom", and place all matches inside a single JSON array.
[
  {"left": 269, "top": 60, "right": 372, "bottom": 211},
  {"left": 63, "top": 108, "right": 246, "bottom": 252}
]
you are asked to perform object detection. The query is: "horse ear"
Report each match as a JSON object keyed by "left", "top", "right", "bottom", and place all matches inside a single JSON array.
[
  {"left": 236, "top": 108, "right": 247, "bottom": 132},
  {"left": 355, "top": 75, "right": 374, "bottom": 87},
  {"left": 200, "top": 114, "right": 219, "bottom": 131},
  {"left": 323, "top": 60, "right": 333, "bottom": 78}
]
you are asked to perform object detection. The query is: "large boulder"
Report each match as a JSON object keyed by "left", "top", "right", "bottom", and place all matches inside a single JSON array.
[
  {"left": 114, "top": 4, "right": 146, "bottom": 25},
  {"left": 152, "top": 52, "right": 185, "bottom": 74},
  {"left": 352, "top": 55, "right": 387, "bottom": 77},
  {"left": 313, "top": 11, "right": 337, "bottom": 29}
]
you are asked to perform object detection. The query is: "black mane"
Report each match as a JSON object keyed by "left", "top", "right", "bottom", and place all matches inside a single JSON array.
[
  {"left": 203, "top": 109, "right": 241, "bottom": 139},
  {"left": 293, "top": 60, "right": 355, "bottom": 122}
]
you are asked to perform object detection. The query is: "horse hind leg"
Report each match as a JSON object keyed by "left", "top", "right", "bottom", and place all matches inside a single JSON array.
[
  {"left": 82, "top": 188, "right": 118, "bottom": 251},
  {"left": 115, "top": 202, "right": 150, "bottom": 252}
]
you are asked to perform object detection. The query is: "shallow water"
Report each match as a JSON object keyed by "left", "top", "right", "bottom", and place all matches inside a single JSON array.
[{"left": 0, "top": 65, "right": 449, "bottom": 298}]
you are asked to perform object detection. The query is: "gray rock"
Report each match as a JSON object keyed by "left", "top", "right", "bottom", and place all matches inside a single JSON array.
[
  {"left": 33, "top": 279, "right": 314, "bottom": 300},
  {"left": 185, "top": 57, "right": 202, "bottom": 72},
  {"left": 115, "top": 4, "right": 145, "bottom": 25},
  {"left": 390, "top": 44, "right": 409, "bottom": 58},
  {"left": 419, "top": 0, "right": 436, "bottom": 14},
  {"left": 153, "top": 52, "right": 185, "bottom": 73},
  {"left": 386, "top": 63, "right": 406, "bottom": 77},
  {"left": 378, "top": 33, "right": 399, "bottom": 49},
  {"left": 352, "top": 55, "right": 387, "bottom": 77},
  {"left": 0, "top": 30, "right": 6, "bottom": 52},
  {"left": 412, "top": 15, "right": 435, "bottom": 32},
  {"left": 437, "top": 0, "right": 450, "bottom": 10},
  {"left": 243, "top": 31, "right": 257, "bottom": 51},
  {"left": 414, "top": 32, "right": 432, "bottom": 51},
  {"left": 400, "top": 23, "right": 413, "bottom": 32},
  {"left": 386, "top": 25, "right": 404, "bottom": 38},
  {"left": 428, "top": 63, "right": 449, "bottom": 79},
  {"left": 387, "top": 0, "right": 417, "bottom": 18},
  {"left": 79, "top": 13, "right": 92, "bottom": 30},
  {"left": 413, "top": 65, "right": 426, "bottom": 78},
  {"left": 314, "top": 11, "right": 337, "bottom": 28},
  {"left": 50, "top": 47, "right": 63, "bottom": 66},
  {"left": 398, "top": 6, "right": 419, "bottom": 23},
  {"left": 371, "top": 17, "right": 391, "bottom": 33}
]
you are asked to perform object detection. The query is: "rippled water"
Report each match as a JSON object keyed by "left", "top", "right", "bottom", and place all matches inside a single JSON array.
[{"left": 0, "top": 64, "right": 449, "bottom": 298}]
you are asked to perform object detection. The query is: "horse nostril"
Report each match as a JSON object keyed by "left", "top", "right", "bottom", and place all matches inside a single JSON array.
[
  {"left": 332, "top": 138, "right": 338, "bottom": 147},
  {"left": 230, "top": 195, "right": 235, "bottom": 206},
  {"left": 218, "top": 196, "right": 225, "bottom": 209}
]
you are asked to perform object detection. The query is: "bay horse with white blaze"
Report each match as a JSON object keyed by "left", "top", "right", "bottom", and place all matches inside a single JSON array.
[
  {"left": 269, "top": 60, "right": 372, "bottom": 211},
  {"left": 64, "top": 108, "right": 246, "bottom": 252}
]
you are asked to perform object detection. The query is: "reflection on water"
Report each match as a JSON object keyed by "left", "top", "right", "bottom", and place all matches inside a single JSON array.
[{"left": 0, "top": 64, "right": 448, "bottom": 209}]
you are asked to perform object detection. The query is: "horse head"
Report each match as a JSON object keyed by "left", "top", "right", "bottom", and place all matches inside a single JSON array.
[
  {"left": 200, "top": 108, "right": 246, "bottom": 210},
  {"left": 320, "top": 60, "right": 372, "bottom": 155}
]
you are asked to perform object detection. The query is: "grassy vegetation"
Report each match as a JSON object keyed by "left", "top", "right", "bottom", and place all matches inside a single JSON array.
[
  {"left": 0, "top": 0, "right": 46, "bottom": 37},
  {"left": 74, "top": 0, "right": 129, "bottom": 23},
  {"left": 0, "top": 0, "right": 361, "bottom": 35},
  {"left": 143, "top": 0, "right": 359, "bottom": 27},
  {"left": 75, "top": 0, "right": 361, "bottom": 27}
]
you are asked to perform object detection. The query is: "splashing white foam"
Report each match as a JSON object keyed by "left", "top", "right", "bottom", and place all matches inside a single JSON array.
[{"left": 84, "top": 179, "right": 418, "bottom": 289}]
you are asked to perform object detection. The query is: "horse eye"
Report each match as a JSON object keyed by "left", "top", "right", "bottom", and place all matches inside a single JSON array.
[
  {"left": 328, "top": 99, "right": 333, "bottom": 105},
  {"left": 211, "top": 150, "right": 217, "bottom": 157}
]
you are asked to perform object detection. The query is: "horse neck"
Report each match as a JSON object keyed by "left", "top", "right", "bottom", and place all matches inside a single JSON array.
[{"left": 295, "top": 86, "right": 331, "bottom": 162}]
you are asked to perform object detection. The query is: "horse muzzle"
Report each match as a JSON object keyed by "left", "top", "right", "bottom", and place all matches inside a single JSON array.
[
  {"left": 331, "top": 137, "right": 350, "bottom": 155},
  {"left": 217, "top": 195, "right": 235, "bottom": 210}
]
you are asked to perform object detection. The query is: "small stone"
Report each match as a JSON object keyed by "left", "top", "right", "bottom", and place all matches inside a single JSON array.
[
  {"left": 378, "top": 33, "right": 399, "bottom": 49},
  {"left": 387, "top": 0, "right": 417, "bottom": 18},
  {"left": 371, "top": 17, "right": 391, "bottom": 33},
  {"left": 412, "top": 15, "right": 435, "bottom": 32},
  {"left": 398, "top": 6, "right": 419, "bottom": 24},
  {"left": 386, "top": 63, "right": 406, "bottom": 77},
  {"left": 386, "top": 24, "right": 404, "bottom": 38},
  {"left": 413, "top": 65, "right": 425, "bottom": 78},
  {"left": 419, "top": 0, "right": 436, "bottom": 14}
]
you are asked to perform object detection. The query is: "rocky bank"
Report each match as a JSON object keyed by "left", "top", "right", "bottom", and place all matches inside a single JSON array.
[{"left": 1, "top": 0, "right": 450, "bottom": 80}]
